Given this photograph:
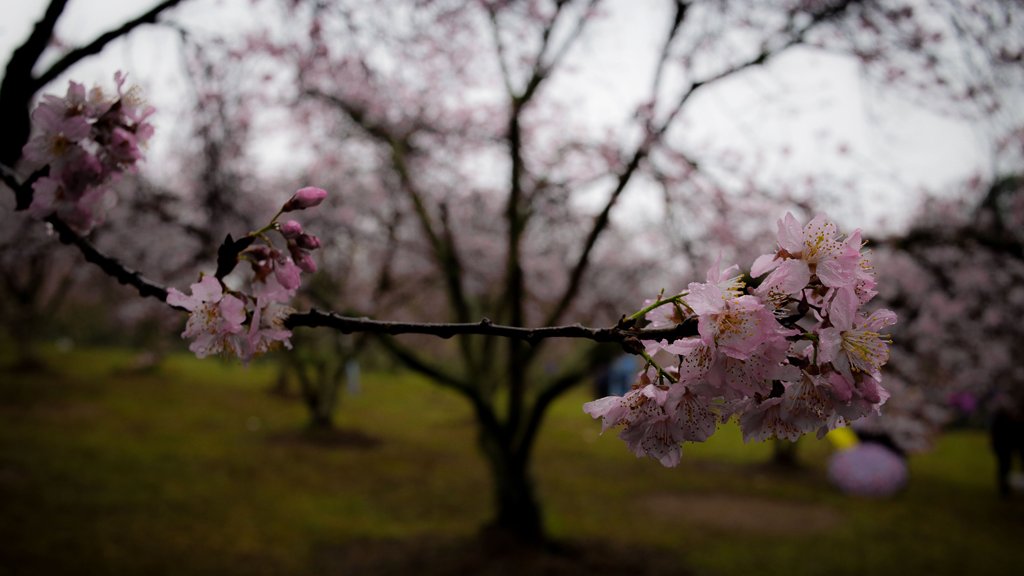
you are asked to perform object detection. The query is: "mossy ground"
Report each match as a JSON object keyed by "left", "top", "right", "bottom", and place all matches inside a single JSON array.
[{"left": 1, "top": 346, "right": 1022, "bottom": 575}]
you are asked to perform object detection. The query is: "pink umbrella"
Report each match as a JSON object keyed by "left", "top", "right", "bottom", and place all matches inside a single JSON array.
[{"left": 827, "top": 443, "right": 908, "bottom": 498}]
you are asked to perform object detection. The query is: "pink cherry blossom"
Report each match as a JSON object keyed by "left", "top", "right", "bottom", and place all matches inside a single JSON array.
[
  {"left": 21, "top": 73, "right": 156, "bottom": 234},
  {"left": 167, "top": 276, "right": 246, "bottom": 358},
  {"left": 584, "top": 383, "right": 683, "bottom": 467},
  {"left": 21, "top": 110, "right": 90, "bottom": 167},
  {"left": 667, "top": 383, "right": 718, "bottom": 442},
  {"left": 752, "top": 213, "right": 861, "bottom": 302},
  {"left": 683, "top": 258, "right": 744, "bottom": 316},
  {"left": 777, "top": 374, "right": 845, "bottom": 439},
  {"left": 591, "top": 212, "right": 896, "bottom": 462},
  {"left": 696, "top": 294, "right": 792, "bottom": 360},
  {"left": 706, "top": 337, "right": 793, "bottom": 399},
  {"left": 737, "top": 397, "right": 803, "bottom": 442},
  {"left": 242, "top": 300, "right": 294, "bottom": 360},
  {"left": 818, "top": 307, "right": 896, "bottom": 382},
  {"left": 643, "top": 297, "right": 683, "bottom": 329},
  {"left": 273, "top": 257, "right": 303, "bottom": 294}
]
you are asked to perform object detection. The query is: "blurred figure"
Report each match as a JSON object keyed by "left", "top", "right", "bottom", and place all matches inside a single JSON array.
[
  {"left": 607, "top": 354, "right": 639, "bottom": 397},
  {"left": 828, "top": 442, "right": 908, "bottom": 498},
  {"left": 345, "top": 358, "right": 360, "bottom": 395},
  {"left": 991, "top": 391, "right": 1024, "bottom": 497}
]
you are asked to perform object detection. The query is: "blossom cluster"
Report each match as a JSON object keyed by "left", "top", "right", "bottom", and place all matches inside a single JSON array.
[
  {"left": 167, "top": 187, "right": 327, "bottom": 361},
  {"left": 22, "top": 73, "right": 155, "bottom": 234},
  {"left": 585, "top": 213, "right": 897, "bottom": 467}
]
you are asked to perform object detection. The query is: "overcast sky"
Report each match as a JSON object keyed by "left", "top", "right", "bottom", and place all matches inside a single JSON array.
[{"left": 1, "top": 0, "right": 995, "bottom": 233}]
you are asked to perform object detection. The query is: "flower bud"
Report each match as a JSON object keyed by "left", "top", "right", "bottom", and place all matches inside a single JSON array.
[
  {"left": 245, "top": 244, "right": 273, "bottom": 260},
  {"left": 279, "top": 220, "right": 303, "bottom": 238},
  {"left": 294, "top": 251, "right": 317, "bottom": 274},
  {"left": 282, "top": 187, "right": 327, "bottom": 212},
  {"left": 295, "top": 233, "right": 321, "bottom": 250}
]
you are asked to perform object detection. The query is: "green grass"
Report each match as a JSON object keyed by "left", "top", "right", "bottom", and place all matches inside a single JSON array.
[{"left": 2, "top": 347, "right": 1022, "bottom": 575}]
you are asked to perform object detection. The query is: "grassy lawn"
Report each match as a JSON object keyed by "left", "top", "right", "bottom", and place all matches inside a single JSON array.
[{"left": 1, "top": 346, "right": 1022, "bottom": 575}]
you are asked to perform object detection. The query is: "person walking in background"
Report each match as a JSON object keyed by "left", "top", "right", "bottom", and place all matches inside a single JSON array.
[
  {"left": 607, "top": 354, "right": 638, "bottom": 397},
  {"left": 991, "top": 391, "right": 1024, "bottom": 497}
]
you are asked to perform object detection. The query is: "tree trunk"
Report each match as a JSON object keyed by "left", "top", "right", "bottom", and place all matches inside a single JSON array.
[
  {"left": 771, "top": 438, "right": 800, "bottom": 468},
  {"left": 307, "top": 405, "right": 335, "bottom": 430},
  {"left": 480, "top": 434, "right": 545, "bottom": 545}
]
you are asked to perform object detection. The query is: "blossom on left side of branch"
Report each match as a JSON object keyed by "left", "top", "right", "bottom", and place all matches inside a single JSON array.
[{"left": 21, "top": 72, "right": 154, "bottom": 234}]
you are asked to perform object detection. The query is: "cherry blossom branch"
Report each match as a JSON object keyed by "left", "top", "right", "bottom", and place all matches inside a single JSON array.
[
  {"left": 5, "top": 164, "right": 702, "bottom": 348},
  {"left": 285, "top": 309, "right": 698, "bottom": 345}
]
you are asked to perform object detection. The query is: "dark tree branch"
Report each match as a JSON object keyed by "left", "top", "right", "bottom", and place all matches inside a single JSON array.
[
  {"left": 498, "top": 0, "right": 600, "bottom": 430},
  {"left": 45, "top": 215, "right": 171, "bottom": 303},
  {"left": 306, "top": 88, "right": 474, "bottom": 326},
  {"left": 544, "top": 0, "right": 859, "bottom": 328},
  {"left": 0, "top": 0, "right": 69, "bottom": 167},
  {"left": 372, "top": 334, "right": 471, "bottom": 394},
  {"left": 286, "top": 309, "right": 697, "bottom": 345},
  {"left": 371, "top": 335, "right": 505, "bottom": 449},
  {"left": 0, "top": 163, "right": 24, "bottom": 192},
  {"left": 650, "top": 1, "right": 690, "bottom": 103},
  {"left": 485, "top": 8, "right": 516, "bottom": 96},
  {"left": 6, "top": 173, "right": 697, "bottom": 362},
  {"left": 542, "top": 148, "right": 645, "bottom": 328},
  {"left": 533, "top": 0, "right": 600, "bottom": 94},
  {"left": 32, "top": 0, "right": 186, "bottom": 92},
  {"left": 517, "top": 363, "right": 590, "bottom": 459}
]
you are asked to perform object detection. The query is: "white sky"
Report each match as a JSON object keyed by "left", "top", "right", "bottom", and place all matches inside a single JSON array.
[{"left": 0, "top": 0, "right": 994, "bottom": 233}]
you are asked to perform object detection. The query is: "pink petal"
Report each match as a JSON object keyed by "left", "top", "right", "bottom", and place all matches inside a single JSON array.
[
  {"left": 828, "top": 287, "right": 858, "bottom": 331},
  {"left": 219, "top": 294, "right": 247, "bottom": 330},
  {"left": 758, "top": 259, "right": 811, "bottom": 299},
  {"left": 777, "top": 212, "right": 804, "bottom": 253},
  {"left": 817, "top": 327, "right": 843, "bottom": 364},
  {"left": 827, "top": 372, "right": 854, "bottom": 402},
  {"left": 816, "top": 257, "right": 855, "bottom": 288},
  {"left": 61, "top": 116, "right": 91, "bottom": 141},
  {"left": 864, "top": 309, "right": 897, "bottom": 331},
  {"left": 583, "top": 396, "right": 626, "bottom": 433},
  {"left": 191, "top": 276, "right": 223, "bottom": 302},
  {"left": 685, "top": 281, "right": 724, "bottom": 316},
  {"left": 751, "top": 253, "right": 780, "bottom": 277},
  {"left": 166, "top": 287, "right": 196, "bottom": 311}
]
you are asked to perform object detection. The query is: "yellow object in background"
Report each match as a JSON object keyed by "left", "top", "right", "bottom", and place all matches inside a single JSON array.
[{"left": 827, "top": 427, "right": 859, "bottom": 451}]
